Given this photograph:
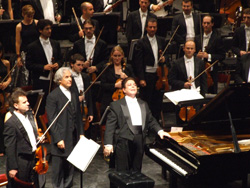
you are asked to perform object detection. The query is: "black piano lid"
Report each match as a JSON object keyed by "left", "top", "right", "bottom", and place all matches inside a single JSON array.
[{"left": 188, "top": 83, "right": 250, "bottom": 130}]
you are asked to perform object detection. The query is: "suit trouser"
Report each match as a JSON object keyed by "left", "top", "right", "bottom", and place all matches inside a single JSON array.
[
  {"left": 52, "top": 155, "right": 74, "bottom": 188},
  {"left": 115, "top": 134, "right": 144, "bottom": 172}
]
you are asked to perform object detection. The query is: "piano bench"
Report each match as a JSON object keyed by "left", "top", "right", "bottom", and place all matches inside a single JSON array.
[{"left": 108, "top": 171, "right": 155, "bottom": 188}]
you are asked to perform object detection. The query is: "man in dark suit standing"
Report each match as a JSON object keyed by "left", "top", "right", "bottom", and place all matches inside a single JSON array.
[
  {"left": 46, "top": 67, "right": 84, "bottom": 188},
  {"left": 126, "top": 0, "right": 157, "bottom": 46},
  {"left": 69, "top": 2, "right": 100, "bottom": 43},
  {"left": 168, "top": 40, "right": 207, "bottom": 97},
  {"left": 26, "top": 19, "right": 62, "bottom": 114},
  {"left": 4, "top": 88, "right": 40, "bottom": 188},
  {"left": 232, "top": 8, "right": 250, "bottom": 58},
  {"left": 134, "top": 18, "right": 168, "bottom": 121},
  {"left": 103, "top": 77, "right": 170, "bottom": 172},
  {"left": 195, "top": 15, "right": 225, "bottom": 94},
  {"left": 171, "top": 0, "right": 200, "bottom": 57}
]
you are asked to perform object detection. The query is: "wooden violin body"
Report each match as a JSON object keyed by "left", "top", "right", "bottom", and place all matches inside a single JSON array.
[
  {"left": 179, "top": 106, "right": 196, "bottom": 122},
  {"left": 156, "top": 64, "right": 169, "bottom": 92},
  {"left": 205, "top": 62, "right": 214, "bottom": 88},
  {"left": 112, "top": 78, "right": 125, "bottom": 101}
]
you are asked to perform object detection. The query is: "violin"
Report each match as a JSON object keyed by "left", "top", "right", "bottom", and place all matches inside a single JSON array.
[
  {"left": 80, "top": 90, "right": 90, "bottom": 131},
  {"left": 179, "top": 106, "right": 196, "bottom": 122},
  {"left": 205, "top": 62, "right": 214, "bottom": 88},
  {"left": 156, "top": 50, "right": 169, "bottom": 92},
  {"left": 112, "top": 61, "right": 126, "bottom": 101}
]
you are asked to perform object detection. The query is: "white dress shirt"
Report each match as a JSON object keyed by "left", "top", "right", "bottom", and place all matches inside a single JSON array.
[
  {"left": 39, "top": 37, "right": 53, "bottom": 80},
  {"left": 184, "top": 55, "right": 196, "bottom": 90},
  {"left": 245, "top": 26, "right": 250, "bottom": 51},
  {"left": 59, "top": 85, "right": 71, "bottom": 101},
  {"left": 85, "top": 36, "right": 96, "bottom": 64},
  {"left": 125, "top": 96, "right": 142, "bottom": 126},
  {"left": 40, "top": 0, "right": 55, "bottom": 23},
  {"left": 146, "top": 34, "right": 158, "bottom": 73},
  {"left": 72, "top": 71, "right": 84, "bottom": 94},
  {"left": 14, "top": 111, "right": 37, "bottom": 152},
  {"left": 139, "top": 8, "right": 147, "bottom": 38},
  {"left": 248, "top": 67, "right": 250, "bottom": 83},
  {"left": 183, "top": 12, "right": 195, "bottom": 41},
  {"left": 203, "top": 31, "right": 212, "bottom": 62}
]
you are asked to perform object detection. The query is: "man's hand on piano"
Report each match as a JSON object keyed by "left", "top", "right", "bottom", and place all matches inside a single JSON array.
[
  {"left": 158, "top": 130, "right": 171, "bottom": 139},
  {"left": 104, "top": 145, "right": 113, "bottom": 157}
]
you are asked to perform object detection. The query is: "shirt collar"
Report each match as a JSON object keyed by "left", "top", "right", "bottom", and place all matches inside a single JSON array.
[
  {"left": 39, "top": 37, "right": 50, "bottom": 45},
  {"left": 139, "top": 8, "right": 147, "bottom": 17},
  {"left": 72, "top": 71, "right": 80, "bottom": 77},
  {"left": 125, "top": 95, "right": 137, "bottom": 103},
  {"left": 183, "top": 12, "right": 192, "bottom": 18},
  {"left": 203, "top": 31, "right": 212, "bottom": 38},
  {"left": 59, "top": 85, "right": 70, "bottom": 92},
  {"left": 14, "top": 111, "right": 27, "bottom": 121},
  {"left": 184, "top": 55, "right": 194, "bottom": 63},
  {"left": 147, "top": 34, "right": 156, "bottom": 42}
]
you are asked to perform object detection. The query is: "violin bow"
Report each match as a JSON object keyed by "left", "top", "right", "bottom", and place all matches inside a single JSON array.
[
  {"left": 36, "top": 100, "right": 70, "bottom": 146},
  {"left": 103, "top": 0, "right": 126, "bottom": 14},
  {"left": 72, "top": 7, "right": 84, "bottom": 38},
  {"left": 151, "top": 0, "right": 171, "bottom": 13},
  {"left": 1, "top": 62, "right": 18, "bottom": 84},
  {"left": 158, "top": 25, "right": 180, "bottom": 64}
]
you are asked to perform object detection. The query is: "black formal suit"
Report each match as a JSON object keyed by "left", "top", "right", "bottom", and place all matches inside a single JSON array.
[
  {"left": 195, "top": 30, "right": 225, "bottom": 93},
  {"left": 134, "top": 35, "right": 168, "bottom": 120},
  {"left": 171, "top": 12, "right": 200, "bottom": 45},
  {"left": 72, "top": 38, "right": 109, "bottom": 73},
  {"left": 68, "top": 18, "right": 100, "bottom": 43},
  {"left": 4, "top": 111, "right": 38, "bottom": 188},
  {"left": 104, "top": 97, "right": 162, "bottom": 171},
  {"left": 126, "top": 10, "right": 157, "bottom": 44},
  {"left": 168, "top": 56, "right": 208, "bottom": 96},
  {"left": 235, "top": 53, "right": 250, "bottom": 83},
  {"left": 29, "top": 0, "right": 62, "bottom": 20},
  {"left": 100, "top": 64, "right": 134, "bottom": 115},
  {"left": 71, "top": 72, "right": 94, "bottom": 117},
  {"left": 46, "top": 86, "right": 83, "bottom": 187},
  {"left": 232, "top": 26, "right": 247, "bottom": 57}
]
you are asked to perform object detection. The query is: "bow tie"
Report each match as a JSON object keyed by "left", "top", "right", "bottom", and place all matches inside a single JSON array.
[
  {"left": 186, "top": 60, "right": 192, "bottom": 63},
  {"left": 185, "top": 14, "right": 191, "bottom": 18},
  {"left": 245, "top": 27, "right": 250, "bottom": 31},
  {"left": 203, "top": 35, "right": 209, "bottom": 39},
  {"left": 142, "top": 13, "right": 147, "bottom": 17},
  {"left": 42, "top": 40, "right": 50, "bottom": 45},
  {"left": 87, "top": 39, "right": 93, "bottom": 44}
]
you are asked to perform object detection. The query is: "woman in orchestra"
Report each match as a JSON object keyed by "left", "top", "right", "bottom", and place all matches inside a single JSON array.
[
  {"left": 0, "top": 42, "right": 12, "bottom": 157},
  {"left": 15, "top": 5, "right": 39, "bottom": 87},
  {"left": 100, "top": 45, "right": 135, "bottom": 115}
]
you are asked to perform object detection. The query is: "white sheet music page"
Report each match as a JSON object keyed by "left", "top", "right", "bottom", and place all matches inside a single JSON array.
[
  {"left": 164, "top": 89, "right": 204, "bottom": 105},
  {"left": 67, "top": 136, "right": 100, "bottom": 172}
]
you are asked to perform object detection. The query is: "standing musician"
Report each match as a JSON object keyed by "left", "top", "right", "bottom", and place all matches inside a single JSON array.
[
  {"left": 195, "top": 15, "right": 225, "bottom": 94},
  {"left": 46, "top": 67, "right": 84, "bottom": 188},
  {"left": 3, "top": 88, "right": 40, "bottom": 188},
  {"left": 70, "top": 53, "right": 94, "bottom": 137},
  {"left": 26, "top": 19, "right": 62, "bottom": 115},
  {"left": 0, "top": 42, "right": 12, "bottom": 157},
  {"left": 232, "top": 8, "right": 250, "bottom": 58},
  {"left": 100, "top": 45, "right": 134, "bottom": 116},
  {"left": 134, "top": 18, "right": 169, "bottom": 122},
  {"left": 69, "top": 2, "right": 100, "bottom": 43},
  {"left": 103, "top": 77, "right": 170, "bottom": 172}
]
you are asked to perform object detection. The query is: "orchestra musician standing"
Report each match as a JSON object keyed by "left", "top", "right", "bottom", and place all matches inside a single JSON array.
[
  {"left": 26, "top": 19, "right": 62, "bottom": 115},
  {"left": 195, "top": 15, "right": 225, "bottom": 94},
  {"left": 46, "top": 67, "right": 84, "bottom": 188},
  {"left": 3, "top": 88, "right": 39, "bottom": 188},
  {"left": 134, "top": 18, "right": 168, "bottom": 122}
]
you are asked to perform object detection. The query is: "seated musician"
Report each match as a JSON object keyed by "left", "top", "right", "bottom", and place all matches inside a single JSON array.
[
  {"left": 3, "top": 88, "right": 40, "bottom": 187},
  {"left": 100, "top": 45, "right": 134, "bottom": 116},
  {"left": 103, "top": 77, "right": 170, "bottom": 172},
  {"left": 69, "top": 2, "right": 100, "bottom": 43}
]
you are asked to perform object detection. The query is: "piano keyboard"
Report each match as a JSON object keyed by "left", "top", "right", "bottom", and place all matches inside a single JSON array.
[{"left": 149, "top": 148, "right": 197, "bottom": 176}]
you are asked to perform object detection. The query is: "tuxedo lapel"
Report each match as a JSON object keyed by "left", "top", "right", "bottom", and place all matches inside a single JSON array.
[
  {"left": 180, "top": 58, "right": 187, "bottom": 78},
  {"left": 138, "top": 100, "right": 146, "bottom": 130},
  {"left": 136, "top": 11, "right": 142, "bottom": 32},
  {"left": 145, "top": 37, "right": 154, "bottom": 61},
  {"left": 194, "top": 58, "right": 199, "bottom": 78}
]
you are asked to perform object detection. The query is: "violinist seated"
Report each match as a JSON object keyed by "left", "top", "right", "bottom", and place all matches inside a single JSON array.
[
  {"left": 234, "top": 53, "right": 250, "bottom": 84},
  {"left": 134, "top": 17, "right": 169, "bottom": 122},
  {"left": 168, "top": 40, "right": 207, "bottom": 123},
  {"left": 232, "top": 8, "right": 250, "bottom": 59},
  {"left": 195, "top": 15, "right": 225, "bottom": 94},
  {"left": 100, "top": 45, "right": 134, "bottom": 117},
  {"left": 3, "top": 88, "right": 45, "bottom": 188}
]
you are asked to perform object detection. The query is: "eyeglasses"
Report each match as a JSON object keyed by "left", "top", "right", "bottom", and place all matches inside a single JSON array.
[{"left": 243, "top": 16, "right": 250, "bottom": 20}]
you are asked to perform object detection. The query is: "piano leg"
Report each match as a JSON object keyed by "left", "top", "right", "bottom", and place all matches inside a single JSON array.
[{"left": 161, "top": 166, "right": 167, "bottom": 180}]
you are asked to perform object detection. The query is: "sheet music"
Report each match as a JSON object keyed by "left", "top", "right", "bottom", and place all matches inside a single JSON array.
[
  {"left": 67, "top": 136, "right": 100, "bottom": 172},
  {"left": 164, "top": 89, "right": 204, "bottom": 105}
]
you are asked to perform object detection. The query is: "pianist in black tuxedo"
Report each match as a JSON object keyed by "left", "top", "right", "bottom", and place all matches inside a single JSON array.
[{"left": 103, "top": 77, "right": 170, "bottom": 172}]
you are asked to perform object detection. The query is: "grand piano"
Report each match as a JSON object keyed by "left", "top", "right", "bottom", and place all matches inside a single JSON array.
[{"left": 145, "top": 84, "right": 250, "bottom": 188}]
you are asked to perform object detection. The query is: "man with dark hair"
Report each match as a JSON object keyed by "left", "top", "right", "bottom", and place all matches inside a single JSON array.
[
  {"left": 26, "top": 19, "right": 62, "bottom": 114},
  {"left": 104, "top": 77, "right": 170, "bottom": 172},
  {"left": 69, "top": 2, "right": 100, "bottom": 42},
  {"left": 46, "top": 67, "right": 84, "bottom": 188},
  {"left": 171, "top": 0, "right": 200, "bottom": 56},
  {"left": 195, "top": 15, "right": 225, "bottom": 94},
  {"left": 4, "top": 88, "right": 40, "bottom": 188},
  {"left": 232, "top": 8, "right": 250, "bottom": 58},
  {"left": 126, "top": 0, "right": 157, "bottom": 46},
  {"left": 134, "top": 18, "right": 168, "bottom": 121}
]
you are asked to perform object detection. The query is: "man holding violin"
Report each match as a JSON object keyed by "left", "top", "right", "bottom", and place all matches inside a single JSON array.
[{"left": 4, "top": 88, "right": 41, "bottom": 188}]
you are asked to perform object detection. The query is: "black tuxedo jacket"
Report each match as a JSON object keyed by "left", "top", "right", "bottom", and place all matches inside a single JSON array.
[
  {"left": 26, "top": 39, "right": 62, "bottom": 82},
  {"left": 71, "top": 72, "right": 93, "bottom": 116},
  {"left": 232, "top": 26, "right": 247, "bottom": 56},
  {"left": 46, "top": 87, "right": 83, "bottom": 157},
  {"left": 69, "top": 18, "right": 100, "bottom": 43},
  {"left": 171, "top": 12, "right": 200, "bottom": 44},
  {"left": 104, "top": 98, "right": 162, "bottom": 146},
  {"left": 168, "top": 56, "right": 207, "bottom": 96},
  {"left": 195, "top": 30, "right": 225, "bottom": 66},
  {"left": 235, "top": 53, "right": 250, "bottom": 83},
  {"left": 134, "top": 35, "right": 168, "bottom": 80},
  {"left": 126, "top": 10, "right": 157, "bottom": 44},
  {"left": 4, "top": 112, "right": 38, "bottom": 171},
  {"left": 30, "top": 0, "right": 62, "bottom": 20},
  {"left": 72, "top": 38, "right": 109, "bottom": 72}
]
